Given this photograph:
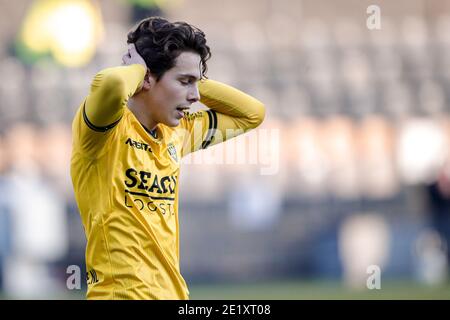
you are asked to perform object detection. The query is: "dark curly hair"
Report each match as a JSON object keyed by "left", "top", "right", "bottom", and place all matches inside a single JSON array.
[{"left": 127, "top": 16, "right": 211, "bottom": 81}]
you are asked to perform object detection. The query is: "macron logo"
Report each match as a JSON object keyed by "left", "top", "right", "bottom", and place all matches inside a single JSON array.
[{"left": 125, "top": 137, "right": 153, "bottom": 153}]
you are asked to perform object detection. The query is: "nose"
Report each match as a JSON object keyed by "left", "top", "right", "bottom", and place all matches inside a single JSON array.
[{"left": 187, "top": 85, "right": 200, "bottom": 103}]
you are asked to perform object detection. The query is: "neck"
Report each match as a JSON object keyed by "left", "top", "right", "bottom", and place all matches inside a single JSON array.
[{"left": 128, "top": 97, "right": 157, "bottom": 132}]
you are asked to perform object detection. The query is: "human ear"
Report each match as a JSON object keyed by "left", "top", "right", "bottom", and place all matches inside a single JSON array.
[
  {"left": 140, "top": 70, "right": 151, "bottom": 90},
  {"left": 141, "top": 69, "right": 156, "bottom": 91}
]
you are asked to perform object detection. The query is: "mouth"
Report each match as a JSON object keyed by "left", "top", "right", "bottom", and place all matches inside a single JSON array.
[
  {"left": 175, "top": 106, "right": 189, "bottom": 119},
  {"left": 176, "top": 106, "right": 190, "bottom": 112}
]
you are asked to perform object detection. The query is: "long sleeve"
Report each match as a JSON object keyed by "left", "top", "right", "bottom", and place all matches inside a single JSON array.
[
  {"left": 198, "top": 79, "right": 265, "bottom": 129},
  {"left": 178, "top": 79, "right": 265, "bottom": 157},
  {"left": 85, "top": 64, "right": 146, "bottom": 128},
  {"left": 72, "top": 64, "right": 146, "bottom": 157}
]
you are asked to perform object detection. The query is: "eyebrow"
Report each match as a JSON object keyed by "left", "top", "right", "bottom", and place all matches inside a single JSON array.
[{"left": 178, "top": 73, "right": 200, "bottom": 81}]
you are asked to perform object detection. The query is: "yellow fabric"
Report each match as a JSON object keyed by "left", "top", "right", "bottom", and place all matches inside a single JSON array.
[{"left": 70, "top": 64, "right": 265, "bottom": 300}]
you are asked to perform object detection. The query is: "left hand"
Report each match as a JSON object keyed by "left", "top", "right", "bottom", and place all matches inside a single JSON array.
[{"left": 121, "top": 43, "right": 147, "bottom": 68}]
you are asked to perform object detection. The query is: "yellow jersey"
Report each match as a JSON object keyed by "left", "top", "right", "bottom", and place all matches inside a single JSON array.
[{"left": 70, "top": 64, "right": 265, "bottom": 299}]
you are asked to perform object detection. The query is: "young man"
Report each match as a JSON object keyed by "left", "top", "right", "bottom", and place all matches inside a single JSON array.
[{"left": 70, "top": 17, "right": 265, "bottom": 300}]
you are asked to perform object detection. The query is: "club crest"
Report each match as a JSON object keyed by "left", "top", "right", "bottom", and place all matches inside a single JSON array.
[{"left": 167, "top": 143, "right": 178, "bottom": 163}]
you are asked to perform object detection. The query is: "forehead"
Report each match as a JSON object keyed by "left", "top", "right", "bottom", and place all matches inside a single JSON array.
[{"left": 171, "top": 51, "right": 202, "bottom": 79}]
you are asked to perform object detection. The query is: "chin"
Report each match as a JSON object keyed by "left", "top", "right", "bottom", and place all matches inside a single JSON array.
[{"left": 165, "top": 118, "right": 180, "bottom": 127}]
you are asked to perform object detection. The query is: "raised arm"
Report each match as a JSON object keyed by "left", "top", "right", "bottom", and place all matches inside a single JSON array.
[
  {"left": 198, "top": 79, "right": 265, "bottom": 131},
  {"left": 84, "top": 44, "right": 147, "bottom": 130},
  {"left": 179, "top": 79, "right": 265, "bottom": 156}
]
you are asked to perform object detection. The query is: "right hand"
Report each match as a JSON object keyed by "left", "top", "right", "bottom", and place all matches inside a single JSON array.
[{"left": 121, "top": 43, "right": 147, "bottom": 68}]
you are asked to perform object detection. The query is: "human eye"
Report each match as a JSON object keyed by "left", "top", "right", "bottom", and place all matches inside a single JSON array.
[{"left": 179, "top": 76, "right": 197, "bottom": 86}]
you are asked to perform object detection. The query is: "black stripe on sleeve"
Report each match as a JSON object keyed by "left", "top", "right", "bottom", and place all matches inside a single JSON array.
[
  {"left": 82, "top": 102, "right": 122, "bottom": 132},
  {"left": 201, "top": 110, "right": 217, "bottom": 149}
]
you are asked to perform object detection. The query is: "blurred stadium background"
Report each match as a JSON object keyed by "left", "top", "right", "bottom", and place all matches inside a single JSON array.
[{"left": 1, "top": 0, "right": 450, "bottom": 299}]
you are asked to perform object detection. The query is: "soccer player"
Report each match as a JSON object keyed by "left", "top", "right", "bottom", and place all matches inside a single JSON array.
[{"left": 70, "top": 17, "right": 265, "bottom": 299}]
